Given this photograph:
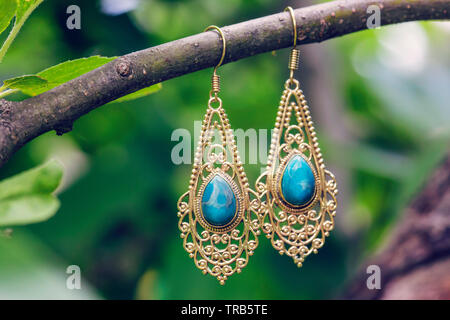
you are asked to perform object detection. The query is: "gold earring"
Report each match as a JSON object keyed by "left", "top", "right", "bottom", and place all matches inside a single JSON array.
[
  {"left": 255, "top": 7, "right": 338, "bottom": 267},
  {"left": 177, "top": 26, "right": 261, "bottom": 285}
]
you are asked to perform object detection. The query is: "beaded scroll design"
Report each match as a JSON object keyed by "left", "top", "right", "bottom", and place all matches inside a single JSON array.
[
  {"left": 177, "top": 98, "right": 261, "bottom": 285},
  {"left": 255, "top": 78, "right": 338, "bottom": 267}
]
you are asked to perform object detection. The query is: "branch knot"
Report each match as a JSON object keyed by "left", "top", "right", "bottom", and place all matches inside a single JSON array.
[{"left": 116, "top": 59, "right": 133, "bottom": 77}]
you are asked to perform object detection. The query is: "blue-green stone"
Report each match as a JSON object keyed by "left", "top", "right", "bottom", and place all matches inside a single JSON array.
[
  {"left": 281, "top": 155, "right": 316, "bottom": 206},
  {"left": 201, "top": 175, "right": 237, "bottom": 226}
]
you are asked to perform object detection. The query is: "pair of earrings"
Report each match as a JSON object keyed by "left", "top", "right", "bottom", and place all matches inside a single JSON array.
[{"left": 177, "top": 7, "right": 338, "bottom": 285}]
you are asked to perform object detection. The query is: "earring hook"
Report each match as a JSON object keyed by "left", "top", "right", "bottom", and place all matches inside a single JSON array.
[
  {"left": 204, "top": 25, "right": 226, "bottom": 99},
  {"left": 204, "top": 25, "right": 226, "bottom": 73},
  {"left": 284, "top": 7, "right": 300, "bottom": 84},
  {"left": 284, "top": 6, "right": 297, "bottom": 48}
]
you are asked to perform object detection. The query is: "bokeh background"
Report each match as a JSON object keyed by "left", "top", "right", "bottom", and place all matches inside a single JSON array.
[{"left": 0, "top": 0, "right": 449, "bottom": 299}]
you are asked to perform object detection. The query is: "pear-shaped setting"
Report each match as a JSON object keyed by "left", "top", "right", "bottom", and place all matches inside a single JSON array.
[
  {"left": 280, "top": 155, "right": 316, "bottom": 207},
  {"left": 201, "top": 175, "right": 238, "bottom": 226}
]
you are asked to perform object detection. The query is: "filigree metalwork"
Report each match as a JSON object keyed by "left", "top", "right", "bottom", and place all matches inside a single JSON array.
[
  {"left": 177, "top": 97, "right": 261, "bottom": 285},
  {"left": 256, "top": 78, "right": 338, "bottom": 267}
]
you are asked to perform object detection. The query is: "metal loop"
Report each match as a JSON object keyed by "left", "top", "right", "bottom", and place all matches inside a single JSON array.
[
  {"left": 285, "top": 78, "right": 299, "bottom": 91},
  {"left": 208, "top": 95, "right": 223, "bottom": 110}
]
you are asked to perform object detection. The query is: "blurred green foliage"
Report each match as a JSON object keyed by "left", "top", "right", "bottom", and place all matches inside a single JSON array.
[
  {"left": 0, "top": 0, "right": 449, "bottom": 299},
  {"left": 0, "top": 160, "right": 62, "bottom": 227}
]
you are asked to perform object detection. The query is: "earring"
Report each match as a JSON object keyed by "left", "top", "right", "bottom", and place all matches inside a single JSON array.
[
  {"left": 255, "top": 7, "right": 338, "bottom": 267},
  {"left": 177, "top": 26, "right": 261, "bottom": 285}
]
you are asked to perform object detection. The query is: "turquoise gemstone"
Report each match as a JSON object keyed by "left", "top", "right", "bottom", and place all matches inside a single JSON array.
[
  {"left": 281, "top": 155, "right": 316, "bottom": 206},
  {"left": 201, "top": 175, "right": 237, "bottom": 226}
]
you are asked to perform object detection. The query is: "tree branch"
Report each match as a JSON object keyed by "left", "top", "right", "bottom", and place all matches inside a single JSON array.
[
  {"left": 0, "top": 0, "right": 449, "bottom": 167},
  {"left": 342, "top": 153, "right": 450, "bottom": 299}
]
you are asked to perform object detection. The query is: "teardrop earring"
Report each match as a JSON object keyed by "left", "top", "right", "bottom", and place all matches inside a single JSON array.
[
  {"left": 255, "top": 7, "right": 338, "bottom": 267},
  {"left": 177, "top": 26, "right": 261, "bottom": 285}
]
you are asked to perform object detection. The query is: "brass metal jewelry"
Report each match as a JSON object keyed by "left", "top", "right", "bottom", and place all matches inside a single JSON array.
[
  {"left": 177, "top": 26, "right": 261, "bottom": 285},
  {"left": 255, "top": 7, "right": 338, "bottom": 267}
]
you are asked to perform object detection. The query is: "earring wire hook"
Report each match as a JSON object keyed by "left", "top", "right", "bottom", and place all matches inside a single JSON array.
[
  {"left": 204, "top": 25, "right": 226, "bottom": 99},
  {"left": 204, "top": 25, "right": 226, "bottom": 74},
  {"left": 284, "top": 6, "right": 297, "bottom": 48},
  {"left": 284, "top": 7, "right": 300, "bottom": 83}
]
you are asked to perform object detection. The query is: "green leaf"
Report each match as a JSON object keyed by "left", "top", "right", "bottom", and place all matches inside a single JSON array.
[
  {"left": 1, "top": 55, "right": 162, "bottom": 102},
  {"left": 0, "top": 159, "right": 63, "bottom": 227},
  {"left": 0, "top": 0, "right": 17, "bottom": 36},
  {"left": 20, "top": 56, "right": 117, "bottom": 96},
  {"left": 0, "top": 56, "right": 115, "bottom": 97},
  {"left": 112, "top": 83, "right": 162, "bottom": 103},
  {"left": 1, "top": 74, "right": 47, "bottom": 91},
  {"left": 15, "top": 0, "right": 43, "bottom": 21},
  {"left": 0, "top": 195, "right": 60, "bottom": 227},
  {"left": 0, "top": 0, "right": 44, "bottom": 62}
]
